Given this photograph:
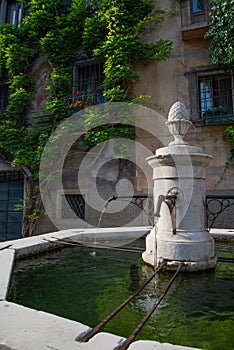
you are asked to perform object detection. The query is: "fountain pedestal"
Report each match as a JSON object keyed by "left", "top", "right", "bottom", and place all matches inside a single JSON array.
[{"left": 142, "top": 102, "right": 217, "bottom": 271}]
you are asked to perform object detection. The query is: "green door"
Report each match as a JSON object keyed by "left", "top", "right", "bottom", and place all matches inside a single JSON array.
[{"left": 0, "top": 174, "right": 24, "bottom": 242}]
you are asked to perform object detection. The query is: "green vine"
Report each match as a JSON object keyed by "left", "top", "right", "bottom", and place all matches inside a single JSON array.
[
  {"left": 81, "top": 0, "right": 172, "bottom": 147},
  {"left": 0, "top": 0, "right": 173, "bottom": 170},
  {"left": 206, "top": 0, "right": 234, "bottom": 69},
  {"left": 206, "top": 0, "right": 234, "bottom": 160},
  {"left": 0, "top": 0, "right": 172, "bottom": 235},
  {"left": 225, "top": 126, "right": 234, "bottom": 160}
]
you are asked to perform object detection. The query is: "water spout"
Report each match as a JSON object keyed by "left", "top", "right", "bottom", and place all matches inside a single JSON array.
[
  {"left": 97, "top": 194, "right": 153, "bottom": 227},
  {"left": 98, "top": 194, "right": 118, "bottom": 227},
  {"left": 155, "top": 188, "right": 178, "bottom": 235}
]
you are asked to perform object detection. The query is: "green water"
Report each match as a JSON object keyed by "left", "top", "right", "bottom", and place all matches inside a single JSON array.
[{"left": 9, "top": 240, "right": 234, "bottom": 350}]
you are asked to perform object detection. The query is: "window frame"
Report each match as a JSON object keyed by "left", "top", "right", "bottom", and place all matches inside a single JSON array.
[
  {"left": 190, "top": 0, "right": 210, "bottom": 24},
  {"left": 180, "top": 0, "right": 211, "bottom": 30},
  {"left": 187, "top": 66, "right": 234, "bottom": 125}
]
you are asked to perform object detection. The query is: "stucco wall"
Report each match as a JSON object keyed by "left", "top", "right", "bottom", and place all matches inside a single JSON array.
[
  {"left": 133, "top": 0, "right": 234, "bottom": 194},
  {"left": 35, "top": 0, "right": 234, "bottom": 233}
]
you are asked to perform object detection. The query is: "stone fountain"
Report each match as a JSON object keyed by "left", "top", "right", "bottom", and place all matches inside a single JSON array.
[{"left": 142, "top": 101, "right": 217, "bottom": 271}]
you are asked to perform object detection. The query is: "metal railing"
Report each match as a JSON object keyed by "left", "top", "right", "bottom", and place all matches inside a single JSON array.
[
  {"left": 60, "top": 192, "right": 234, "bottom": 229},
  {"left": 206, "top": 194, "right": 234, "bottom": 230}
]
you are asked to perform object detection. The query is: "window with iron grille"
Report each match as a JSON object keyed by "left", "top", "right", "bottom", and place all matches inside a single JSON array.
[
  {"left": 61, "top": 194, "right": 85, "bottom": 220},
  {"left": 72, "top": 58, "right": 105, "bottom": 107},
  {"left": 188, "top": 67, "right": 234, "bottom": 124}
]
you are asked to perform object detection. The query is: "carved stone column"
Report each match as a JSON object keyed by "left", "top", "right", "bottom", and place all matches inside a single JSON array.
[{"left": 142, "top": 102, "right": 217, "bottom": 271}]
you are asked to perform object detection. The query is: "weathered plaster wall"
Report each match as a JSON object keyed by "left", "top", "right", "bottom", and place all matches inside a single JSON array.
[
  {"left": 34, "top": 0, "right": 234, "bottom": 233},
  {"left": 134, "top": 0, "right": 234, "bottom": 193}
]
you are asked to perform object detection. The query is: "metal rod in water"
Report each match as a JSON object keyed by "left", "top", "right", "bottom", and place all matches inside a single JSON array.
[
  {"left": 0, "top": 244, "right": 12, "bottom": 251},
  {"left": 44, "top": 238, "right": 144, "bottom": 254},
  {"left": 77, "top": 261, "right": 167, "bottom": 343},
  {"left": 217, "top": 257, "right": 234, "bottom": 263},
  {"left": 88, "top": 244, "right": 143, "bottom": 254},
  {"left": 153, "top": 220, "right": 159, "bottom": 291},
  {"left": 90, "top": 244, "right": 144, "bottom": 254},
  {"left": 117, "top": 262, "right": 184, "bottom": 350}
]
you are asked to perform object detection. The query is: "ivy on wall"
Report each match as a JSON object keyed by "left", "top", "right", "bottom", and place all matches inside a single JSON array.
[
  {"left": 0, "top": 0, "right": 172, "bottom": 235},
  {"left": 206, "top": 0, "right": 234, "bottom": 159}
]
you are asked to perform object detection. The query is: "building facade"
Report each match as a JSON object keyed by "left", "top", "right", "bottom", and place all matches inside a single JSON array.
[
  {"left": 135, "top": 0, "right": 234, "bottom": 194},
  {"left": 0, "top": 0, "right": 233, "bottom": 240}
]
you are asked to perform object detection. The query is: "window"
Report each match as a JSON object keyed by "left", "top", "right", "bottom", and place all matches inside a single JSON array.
[
  {"left": 188, "top": 67, "right": 234, "bottom": 124},
  {"left": 61, "top": 194, "right": 85, "bottom": 220},
  {"left": 7, "top": 0, "right": 22, "bottom": 24},
  {"left": 74, "top": 59, "right": 105, "bottom": 104},
  {"left": 190, "top": 0, "right": 210, "bottom": 24},
  {"left": 199, "top": 75, "right": 232, "bottom": 115},
  {"left": 65, "top": 58, "right": 105, "bottom": 111},
  {"left": 56, "top": 191, "right": 86, "bottom": 222},
  {"left": 180, "top": 0, "right": 212, "bottom": 32},
  {"left": 192, "top": 0, "right": 204, "bottom": 13},
  {"left": 0, "top": 0, "right": 27, "bottom": 25}
]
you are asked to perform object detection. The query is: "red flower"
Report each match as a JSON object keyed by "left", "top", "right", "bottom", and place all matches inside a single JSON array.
[{"left": 76, "top": 90, "right": 81, "bottom": 96}]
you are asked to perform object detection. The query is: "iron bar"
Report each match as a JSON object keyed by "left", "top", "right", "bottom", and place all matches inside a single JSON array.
[
  {"left": 117, "top": 263, "right": 184, "bottom": 350},
  {"left": 77, "top": 260, "right": 167, "bottom": 343},
  {"left": 0, "top": 244, "right": 12, "bottom": 251},
  {"left": 217, "top": 257, "right": 234, "bottom": 263},
  {"left": 44, "top": 237, "right": 144, "bottom": 254},
  {"left": 86, "top": 244, "right": 144, "bottom": 254},
  {"left": 206, "top": 194, "right": 234, "bottom": 229},
  {"left": 206, "top": 195, "right": 234, "bottom": 199},
  {"left": 43, "top": 238, "right": 82, "bottom": 247}
]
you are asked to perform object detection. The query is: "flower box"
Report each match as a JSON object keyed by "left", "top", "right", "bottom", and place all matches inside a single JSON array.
[
  {"left": 203, "top": 110, "right": 229, "bottom": 124},
  {"left": 66, "top": 106, "right": 83, "bottom": 116}
]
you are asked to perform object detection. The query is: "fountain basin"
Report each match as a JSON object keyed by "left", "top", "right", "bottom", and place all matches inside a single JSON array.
[
  {"left": 0, "top": 227, "right": 199, "bottom": 350},
  {"left": 0, "top": 228, "right": 233, "bottom": 350}
]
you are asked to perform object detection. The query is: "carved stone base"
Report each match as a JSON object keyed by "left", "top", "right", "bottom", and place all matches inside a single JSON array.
[{"left": 142, "top": 227, "right": 217, "bottom": 271}]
